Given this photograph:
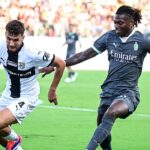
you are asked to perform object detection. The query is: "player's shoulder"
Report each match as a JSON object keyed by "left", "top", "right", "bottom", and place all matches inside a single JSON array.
[
  {"left": 132, "top": 31, "right": 150, "bottom": 50},
  {"left": 23, "top": 44, "right": 52, "bottom": 61},
  {"left": 133, "top": 31, "right": 150, "bottom": 42},
  {"left": 99, "top": 30, "right": 117, "bottom": 41},
  {"left": 134, "top": 31, "right": 144, "bottom": 37},
  {"left": 20, "top": 43, "right": 37, "bottom": 59},
  {"left": 107, "top": 30, "right": 118, "bottom": 37},
  {"left": 101, "top": 30, "right": 117, "bottom": 38},
  {"left": 21, "top": 44, "right": 32, "bottom": 53}
]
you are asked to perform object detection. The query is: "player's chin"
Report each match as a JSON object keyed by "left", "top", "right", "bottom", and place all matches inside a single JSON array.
[
  {"left": 116, "top": 30, "right": 121, "bottom": 36},
  {"left": 8, "top": 47, "right": 17, "bottom": 52}
]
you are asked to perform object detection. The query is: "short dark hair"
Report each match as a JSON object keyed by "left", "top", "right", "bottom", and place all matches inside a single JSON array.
[
  {"left": 116, "top": 5, "right": 142, "bottom": 27},
  {"left": 5, "top": 20, "right": 25, "bottom": 36}
]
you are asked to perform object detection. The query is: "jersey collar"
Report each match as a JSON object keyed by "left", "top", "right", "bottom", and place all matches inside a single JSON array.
[{"left": 119, "top": 29, "right": 136, "bottom": 43}]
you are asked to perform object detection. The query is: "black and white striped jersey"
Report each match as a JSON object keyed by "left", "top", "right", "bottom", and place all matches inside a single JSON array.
[{"left": 0, "top": 40, "right": 54, "bottom": 98}]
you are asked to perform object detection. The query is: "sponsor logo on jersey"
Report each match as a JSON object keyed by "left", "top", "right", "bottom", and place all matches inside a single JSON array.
[
  {"left": 6, "top": 67, "right": 35, "bottom": 78},
  {"left": 7, "top": 60, "right": 17, "bottom": 67},
  {"left": 110, "top": 50, "right": 137, "bottom": 63}
]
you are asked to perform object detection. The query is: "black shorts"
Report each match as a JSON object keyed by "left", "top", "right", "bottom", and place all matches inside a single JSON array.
[{"left": 98, "top": 89, "right": 140, "bottom": 118}]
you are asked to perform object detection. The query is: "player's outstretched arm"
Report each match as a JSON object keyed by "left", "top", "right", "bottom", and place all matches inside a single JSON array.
[
  {"left": 48, "top": 56, "right": 66, "bottom": 105},
  {"left": 65, "top": 47, "right": 97, "bottom": 66},
  {"left": 39, "top": 47, "right": 97, "bottom": 77}
]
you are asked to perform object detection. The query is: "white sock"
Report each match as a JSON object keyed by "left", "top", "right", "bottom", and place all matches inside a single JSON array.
[
  {"left": 3, "top": 129, "right": 18, "bottom": 141},
  {"left": 17, "top": 146, "right": 23, "bottom": 150}
]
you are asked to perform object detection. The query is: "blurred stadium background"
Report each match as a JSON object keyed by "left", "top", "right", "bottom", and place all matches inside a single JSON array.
[
  {"left": 0, "top": 0, "right": 150, "bottom": 71},
  {"left": 0, "top": 0, "right": 150, "bottom": 37}
]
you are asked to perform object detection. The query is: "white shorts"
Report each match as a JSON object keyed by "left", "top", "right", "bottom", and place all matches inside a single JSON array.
[{"left": 0, "top": 95, "right": 42, "bottom": 124}]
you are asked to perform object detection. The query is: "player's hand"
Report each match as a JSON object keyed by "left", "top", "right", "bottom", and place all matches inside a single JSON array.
[
  {"left": 39, "top": 66, "right": 55, "bottom": 78},
  {"left": 48, "top": 90, "right": 58, "bottom": 105}
]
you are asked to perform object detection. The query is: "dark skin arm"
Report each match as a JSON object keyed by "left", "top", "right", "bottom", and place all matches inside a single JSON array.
[
  {"left": 65, "top": 47, "right": 97, "bottom": 66},
  {"left": 39, "top": 47, "right": 98, "bottom": 77}
]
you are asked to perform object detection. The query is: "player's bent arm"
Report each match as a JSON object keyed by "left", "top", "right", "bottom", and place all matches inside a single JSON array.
[
  {"left": 48, "top": 56, "right": 66, "bottom": 105},
  {"left": 39, "top": 66, "right": 55, "bottom": 77},
  {"left": 39, "top": 47, "right": 97, "bottom": 77},
  {"left": 65, "top": 47, "right": 97, "bottom": 66}
]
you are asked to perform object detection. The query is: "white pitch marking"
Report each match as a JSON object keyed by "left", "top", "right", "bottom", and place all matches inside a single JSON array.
[
  {"left": 39, "top": 105, "right": 150, "bottom": 118},
  {"left": 39, "top": 105, "right": 96, "bottom": 112}
]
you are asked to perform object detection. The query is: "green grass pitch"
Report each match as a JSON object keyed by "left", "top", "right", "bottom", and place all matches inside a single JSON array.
[{"left": 0, "top": 69, "right": 150, "bottom": 150}]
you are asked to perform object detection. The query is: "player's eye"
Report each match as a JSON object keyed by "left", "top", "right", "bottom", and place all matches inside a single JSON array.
[{"left": 114, "top": 21, "right": 123, "bottom": 25}]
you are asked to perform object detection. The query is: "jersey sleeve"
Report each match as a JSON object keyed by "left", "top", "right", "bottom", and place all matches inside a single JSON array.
[
  {"left": 92, "top": 32, "right": 108, "bottom": 54},
  {"left": 33, "top": 50, "right": 55, "bottom": 67}
]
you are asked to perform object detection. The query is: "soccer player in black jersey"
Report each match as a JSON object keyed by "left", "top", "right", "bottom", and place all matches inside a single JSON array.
[
  {"left": 40, "top": 5, "right": 150, "bottom": 150},
  {"left": 0, "top": 20, "right": 65, "bottom": 150},
  {"left": 63, "top": 23, "right": 81, "bottom": 83}
]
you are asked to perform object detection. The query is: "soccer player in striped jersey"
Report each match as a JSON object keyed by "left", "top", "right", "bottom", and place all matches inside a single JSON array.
[{"left": 0, "top": 20, "right": 65, "bottom": 150}]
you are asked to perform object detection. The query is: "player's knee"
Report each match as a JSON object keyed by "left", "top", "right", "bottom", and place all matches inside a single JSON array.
[{"left": 105, "top": 107, "right": 120, "bottom": 118}]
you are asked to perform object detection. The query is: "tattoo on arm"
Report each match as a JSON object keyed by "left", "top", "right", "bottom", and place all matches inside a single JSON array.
[{"left": 65, "top": 47, "right": 97, "bottom": 66}]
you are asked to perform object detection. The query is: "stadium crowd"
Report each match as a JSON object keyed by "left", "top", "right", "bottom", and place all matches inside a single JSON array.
[{"left": 0, "top": 0, "right": 150, "bottom": 38}]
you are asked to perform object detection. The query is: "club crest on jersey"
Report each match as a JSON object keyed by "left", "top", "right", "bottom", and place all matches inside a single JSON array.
[
  {"left": 18, "top": 62, "right": 25, "bottom": 69},
  {"left": 133, "top": 42, "right": 138, "bottom": 51}
]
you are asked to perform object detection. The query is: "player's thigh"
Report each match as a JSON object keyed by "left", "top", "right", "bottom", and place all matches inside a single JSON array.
[
  {"left": 7, "top": 98, "right": 39, "bottom": 124},
  {"left": 0, "top": 97, "right": 17, "bottom": 127},
  {"left": 106, "top": 99, "right": 129, "bottom": 118},
  {"left": 0, "top": 108, "right": 17, "bottom": 128},
  {"left": 112, "top": 91, "right": 140, "bottom": 118}
]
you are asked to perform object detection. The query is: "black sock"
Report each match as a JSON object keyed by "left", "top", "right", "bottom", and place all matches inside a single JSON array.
[
  {"left": 100, "top": 134, "right": 112, "bottom": 150},
  {"left": 68, "top": 72, "right": 72, "bottom": 78},
  {"left": 68, "top": 72, "right": 75, "bottom": 78},
  {"left": 86, "top": 115, "right": 115, "bottom": 150}
]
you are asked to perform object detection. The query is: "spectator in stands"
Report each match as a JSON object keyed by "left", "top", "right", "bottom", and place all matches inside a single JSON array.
[{"left": 0, "top": 0, "right": 150, "bottom": 37}]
